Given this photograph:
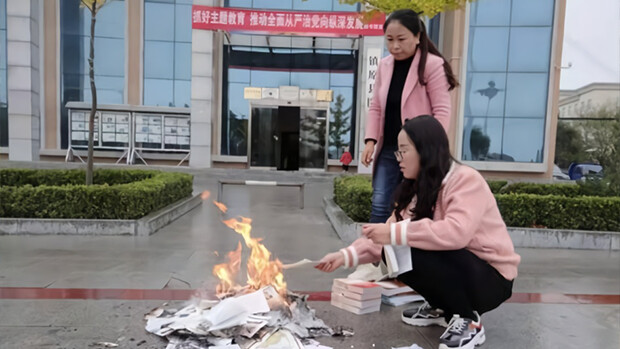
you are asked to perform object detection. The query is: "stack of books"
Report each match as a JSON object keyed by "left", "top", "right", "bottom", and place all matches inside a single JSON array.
[
  {"left": 376, "top": 280, "right": 425, "bottom": 306},
  {"left": 330, "top": 278, "right": 383, "bottom": 314}
]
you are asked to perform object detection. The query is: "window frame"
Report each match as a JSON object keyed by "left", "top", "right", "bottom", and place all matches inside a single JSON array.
[{"left": 455, "top": 0, "right": 560, "bottom": 172}]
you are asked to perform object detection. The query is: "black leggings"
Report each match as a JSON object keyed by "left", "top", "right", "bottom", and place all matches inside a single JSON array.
[{"left": 396, "top": 248, "right": 513, "bottom": 320}]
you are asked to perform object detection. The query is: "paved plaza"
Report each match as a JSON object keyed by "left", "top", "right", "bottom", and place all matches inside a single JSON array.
[{"left": 0, "top": 162, "right": 618, "bottom": 348}]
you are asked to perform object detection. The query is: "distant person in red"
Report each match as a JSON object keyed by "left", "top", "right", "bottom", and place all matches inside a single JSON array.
[{"left": 340, "top": 146, "right": 353, "bottom": 172}]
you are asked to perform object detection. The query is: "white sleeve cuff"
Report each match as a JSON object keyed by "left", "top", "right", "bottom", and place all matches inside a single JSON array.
[
  {"left": 339, "top": 247, "right": 359, "bottom": 268},
  {"left": 390, "top": 218, "right": 411, "bottom": 246}
]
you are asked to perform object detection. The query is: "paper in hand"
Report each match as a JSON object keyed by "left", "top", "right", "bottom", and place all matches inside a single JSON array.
[{"left": 282, "top": 258, "right": 320, "bottom": 269}]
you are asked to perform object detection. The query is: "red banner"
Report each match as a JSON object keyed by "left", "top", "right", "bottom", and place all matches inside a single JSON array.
[{"left": 192, "top": 6, "right": 385, "bottom": 37}]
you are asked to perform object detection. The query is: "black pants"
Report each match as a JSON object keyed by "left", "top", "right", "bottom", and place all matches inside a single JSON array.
[{"left": 396, "top": 248, "right": 513, "bottom": 320}]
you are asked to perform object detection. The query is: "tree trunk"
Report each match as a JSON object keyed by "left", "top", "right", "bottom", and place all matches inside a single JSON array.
[{"left": 86, "top": 1, "right": 98, "bottom": 185}]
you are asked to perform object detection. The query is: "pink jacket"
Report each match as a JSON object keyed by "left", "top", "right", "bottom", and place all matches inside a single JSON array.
[
  {"left": 340, "top": 164, "right": 521, "bottom": 280},
  {"left": 365, "top": 53, "right": 452, "bottom": 159}
]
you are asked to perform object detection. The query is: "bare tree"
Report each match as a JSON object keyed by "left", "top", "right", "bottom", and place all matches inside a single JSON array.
[{"left": 80, "top": 0, "right": 108, "bottom": 185}]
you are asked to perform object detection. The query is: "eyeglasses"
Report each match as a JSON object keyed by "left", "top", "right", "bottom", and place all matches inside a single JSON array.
[{"left": 394, "top": 150, "right": 407, "bottom": 161}]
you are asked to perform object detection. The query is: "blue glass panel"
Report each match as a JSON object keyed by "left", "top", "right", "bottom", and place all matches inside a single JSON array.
[
  {"left": 292, "top": 0, "right": 331, "bottom": 11},
  {"left": 291, "top": 72, "right": 329, "bottom": 90},
  {"left": 174, "top": 42, "right": 192, "bottom": 80},
  {"left": 250, "top": 70, "right": 290, "bottom": 88},
  {"left": 175, "top": 4, "right": 192, "bottom": 42},
  {"left": 144, "top": 41, "right": 174, "bottom": 79},
  {"left": 229, "top": 68, "right": 251, "bottom": 83},
  {"left": 145, "top": 2, "right": 174, "bottom": 41},
  {"left": 332, "top": 0, "right": 359, "bottom": 12},
  {"left": 461, "top": 117, "right": 504, "bottom": 161},
  {"left": 508, "top": 27, "right": 552, "bottom": 72},
  {"left": 227, "top": 0, "right": 251, "bottom": 8},
  {"left": 502, "top": 118, "right": 545, "bottom": 162},
  {"left": 512, "top": 0, "right": 554, "bottom": 26},
  {"left": 464, "top": 73, "right": 507, "bottom": 117},
  {"left": 144, "top": 78, "right": 174, "bottom": 106},
  {"left": 504, "top": 73, "right": 548, "bottom": 118},
  {"left": 330, "top": 72, "right": 354, "bottom": 87},
  {"left": 81, "top": 1, "right": 125, "bottom": 38},
  {"left": 328, "top": 86, "right": 354, "bottom": 159},
  {"left": 0, "top": 34, "right": 5, "bottom": 69},
  {"left": 252, "top": 0, "right": 292, "bottom": 10},
  {"left": 176, "top": 0, "right": 193, "bottom": 4},
  {"left": 0, "top": 70, "right": 6, "bottom": 103},
  {"left": 467, "top": 27, "right": 509, "bottom": 72},
  {"left": 82, "top": 76, "right": 125, "bottom": 104},
  {"left": 0, "top": 0, "right": 5, "bottom": 29},
  {"left": 469, "top": 0, "right": 510, "bottom": 26},
  {"left": 174, "top": 80, "right": 191, "bottom": 107},
  {"left": 228, "top": 82, "right": 249, "bottom": 120},
  {"left": 81, "top": 37, "right": 125, "bottom": 76}
]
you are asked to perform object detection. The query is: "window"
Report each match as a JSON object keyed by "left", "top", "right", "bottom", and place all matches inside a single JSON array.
[
  {"left": 59, "top": 0, "right": 126, "bottom": 149},
  {"left": 143, "top": 0, "right": 192, "bottom": 108},
  {"left": 0, "top": 0, "right": 7, "bottom": 147},
  {"left": 221, "top": 45, "right": 357, "bottom": 158},
  {"left": 462, "top": 0, "right": 555, "bottom": 164}
]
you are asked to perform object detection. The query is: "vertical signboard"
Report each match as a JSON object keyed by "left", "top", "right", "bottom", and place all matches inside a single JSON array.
[{"left": 358, "top": 47, "right": 382, "bottom": 174}]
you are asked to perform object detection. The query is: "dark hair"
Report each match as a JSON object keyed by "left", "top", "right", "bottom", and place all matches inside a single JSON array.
[
  {"left": 393, "top": 115, "right": 454, "bottom": 221},
  {"left": 383, "top": 9, "right": 458, "bottom": 91}
]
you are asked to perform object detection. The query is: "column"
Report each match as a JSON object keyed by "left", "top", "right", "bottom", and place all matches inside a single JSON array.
[
  {"left": 189, "top": 0, "right": 216, "bottom": 168},
  {"left": 6, "top": 0, "right": 41, "bottom": 161}
]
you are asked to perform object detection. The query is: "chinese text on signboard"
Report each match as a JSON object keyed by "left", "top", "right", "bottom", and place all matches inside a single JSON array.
[{"left": 192, "top": 6, "right": 385, "bottom": 37}]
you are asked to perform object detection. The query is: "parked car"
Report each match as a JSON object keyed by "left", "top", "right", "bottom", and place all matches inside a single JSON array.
[
  {"left": 553, "top": 165, "right": 571, "bottom": 180},
  {"left": 567, "top": 163, "right": 603, "bottom": 180}
]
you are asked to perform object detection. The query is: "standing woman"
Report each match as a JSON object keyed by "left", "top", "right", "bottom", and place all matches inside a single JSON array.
[{"left": 362, "top": 9, "right": 458, "bottom": 223}]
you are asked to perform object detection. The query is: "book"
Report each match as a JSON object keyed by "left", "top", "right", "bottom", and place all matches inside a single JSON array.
[
  {"left": 381, "top": 293, "right": 425, "bottom": 307},
  {"left": 375, "top": 280, "right": 414, "bottom": 296},
  {"left": 332, "top": 285, "right": 381, "bottom": 301},
  {"left": 331, "top": 291, "right": 382, "bottom": 309},
  {"left": 381, "top": 245, "right": 413, "bottom": 278},
  {"left": 331, "top": 298, "right": 381, "bottom": 315},
  {"left": 332, "top": 278, "right": 383, "bottom": 299}
]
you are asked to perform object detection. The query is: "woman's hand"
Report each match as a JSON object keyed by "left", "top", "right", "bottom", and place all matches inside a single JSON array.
[
  {"left": 362, "top": 223, "right": 391, "bottom": 245},
  {"left": 315, "top": 252, "right": 345, "bottom": 273},
  {"left": 361, "top": 141, "right": 376, "bottom": 167}
]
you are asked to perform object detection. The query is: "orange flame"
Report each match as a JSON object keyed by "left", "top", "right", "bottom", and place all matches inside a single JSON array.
[
  {"left": 200, "top": 190, "right": 211, "bottom": 200},
  {"left": 213, "top": 201, "right": 228, "bottom": 213},
  {"left": 212, "top": 242, "right": 242, "bottom": 295},
  {"left": 214, "top": 216, "right": 287, "bottom": 297}
]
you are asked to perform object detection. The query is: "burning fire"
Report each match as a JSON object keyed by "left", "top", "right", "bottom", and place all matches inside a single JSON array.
[{"left": 211, "top": 201, "right": 287, "bottom": 297}]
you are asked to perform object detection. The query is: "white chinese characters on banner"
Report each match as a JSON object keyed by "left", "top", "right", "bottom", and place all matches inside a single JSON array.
[{"left": 191, "top": 7, "right": 384, "bottom": 34}]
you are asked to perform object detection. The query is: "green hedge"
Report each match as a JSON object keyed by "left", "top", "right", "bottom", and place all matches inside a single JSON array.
[
  {"left": 334, "top": 175, "right": 372, "bottom": 222},
  {"left": 487, "top": 180, "right": 508, "bottom": 194},
  {"left": 0, "top": 169, "right": 193, "bottom": 219},
  {"left": 496, "top": 194, "right": 620, "bottom": 231},
  {"left": 333, "top": 175, "right": 620, "bottom": 231}
]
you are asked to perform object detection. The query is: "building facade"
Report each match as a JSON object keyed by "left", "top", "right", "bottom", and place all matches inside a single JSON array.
[
  {"left": 0, "top": 0, "right": 567, "bottom": 179},
  {"left": 559, "top": 82, "right": 620, "bottom": 119}
]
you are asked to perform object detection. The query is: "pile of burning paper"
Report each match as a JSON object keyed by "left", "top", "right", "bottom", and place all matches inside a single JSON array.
[
  {"left": 145, "top": 286, "right": 334, "bottom": 348},
  {"left": 144, "top": 195, "right": 344, "bottom": 349}
]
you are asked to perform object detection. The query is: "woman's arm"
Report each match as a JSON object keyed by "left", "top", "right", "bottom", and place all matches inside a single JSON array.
[{"left": 424, "top": 56, "right": 451, "bottom": 132}]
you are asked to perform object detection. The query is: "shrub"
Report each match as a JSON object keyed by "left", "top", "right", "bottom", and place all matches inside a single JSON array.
[
  {"left": 333, "top": 175, "right": 620, "bottom": 231},
  {"left": 334, "top": 175, "right": 372, "bottom": 222},
  {"left": 487, "top": 180, "right": 508, "bottom": 194},
  {"left": 0, "top": 169, "right": 193, "bottom": 219},
  {"left": 496, "top": 193, "right": 620, "bottom": 231}
]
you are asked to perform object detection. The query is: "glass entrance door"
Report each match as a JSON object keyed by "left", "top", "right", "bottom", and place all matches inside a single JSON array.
[
  {"left": 299, "top": 108, "right": 327, "bottom": 169},
  {"left": 249, "top": 103, "right": 328, "bottom": 170},
  {"left": 250, "top": 106, "right": 301, "bottom": 170}
]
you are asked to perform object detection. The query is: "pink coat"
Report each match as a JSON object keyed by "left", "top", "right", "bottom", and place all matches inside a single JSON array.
[
  {"left": 340, "top": 164, "right": 521, "bottom": 280},
  {"left": 365, "top": 52, "right": 452, "bottom": 162}
]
